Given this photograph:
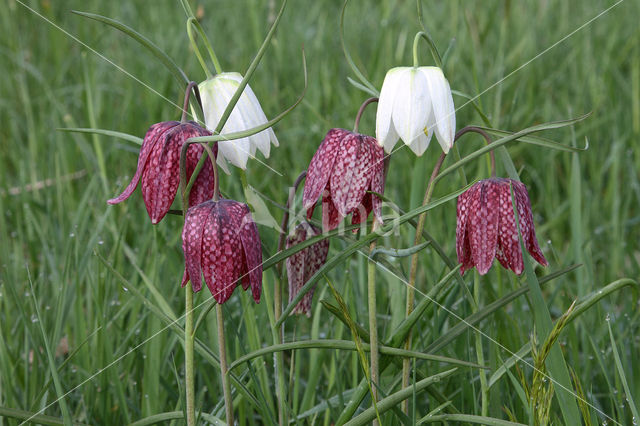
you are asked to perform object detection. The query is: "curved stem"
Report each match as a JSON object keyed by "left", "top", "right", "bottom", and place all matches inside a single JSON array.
[
  {"left": 401, "top": 151, "right": 446, "bottom": 414},
  {"left": 368, "top": 220, "right": 380, "bottom": 422},
  {"left": 353, "top": 97, "right": 379, "bottom": 133},
  {"left": 276, "top": 171, "right": 308, "bottom": 271},
  {"left": 454, "top": 126, "right": 495, "bottom": 177},
  {"left": 412, "top": 31, "right": 443, "bottom": 69},
  {"left": 181, "top": 81, "right": 200, "bottom": 123},
  {"left": 186, "top": 18, "right": 213, "bottom": 79},
  {"left": 201, "top": 144, "right": 219, "bottom": 201},
  {"left": 216, "top": 304, "right": 234, "bottom": 425}
]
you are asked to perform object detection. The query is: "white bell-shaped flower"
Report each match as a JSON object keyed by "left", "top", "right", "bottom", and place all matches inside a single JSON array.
[
  {"left": 199, "top": 72, "right": 279, "bottom": 169},
  {"left": 376, "top": 66, "right": 455, "bottom": 156}
]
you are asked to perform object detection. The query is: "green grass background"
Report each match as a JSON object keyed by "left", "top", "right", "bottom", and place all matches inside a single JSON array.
[{"left": 1, "top": 0, "right": 639, "bottom": 424}]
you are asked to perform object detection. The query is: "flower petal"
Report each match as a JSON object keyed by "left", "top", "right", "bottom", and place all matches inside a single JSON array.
[
  {"left": 329, "top": 133, "right": 371, "bottom": 217},
  {"left": 497, "top": 180, "right": 524, "bottom": 274},
  {"left": 322, "top": 192, "right": 343, "bottom": 232},
  {"left": 406, "top": 130, "right": 432, "bottom": 156},
  {"left": 236, "top": 202, "right": 263, "bottom": 303},
  {"left": 201, "top": 201, "right": 243, "bottom": 304},
  {"left": 368, "top": 137, "right": 386, "bottom": 223},
  {"left": 469, "top": 180, "right": 500, "bottom": 275},
  {"left": 456, "top": 185, "right": 476, "bottom": 274},
  {"left": 376, "top": 67, "right": 405, "bottom": 152},
  {"left": 421, "top": 67, "right": 455, "bottom": 153},
  {"left": 513, "top": 181, "right": 548, "bottom": 267},
  {"left": 108, "top": 122, "right": 178, "bottom": 205},
  {"left": 302, "top": 128, "right": 344, "bottom": 211},
  {"left": 182, "top": 201, "right": 216, "bottom": 292},
  {"left": 391, "top": 68, "right": 431, "bottom": 147}
]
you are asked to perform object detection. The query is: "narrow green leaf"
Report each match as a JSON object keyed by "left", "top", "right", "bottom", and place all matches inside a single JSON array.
[
  {"left": 435, "top": 114, "right": 591, "bottom": 183},
  {"left": 607, "top": 318, "right": 640, "bottom": 422},
  {"left": 57, "top": 127, "right": 143, "bottom": 145},
  {"left": 228, "top": 339, "right": 484, "bottom": 372},
  {"left": 475, "top": 126, "right": 589, "bottom": 152},
  {"left": 129, "top": 410, "right": 224, "bottom": 426},
  {"left": 510, "top": 184, "right": 580, "bottom": 424},
  {"left": 343, "top": 369, "right": 458, "bottom": 426},
  {"left": 370, "top": 241, "right": 431, "bottom": 260},
  {"left": 0, "top": 406, "right": 88, "bottom": 426},
  {"left": 71, "top": 11, "right": 188, "bottom": 84},
  {"left": 418, "top": 413, "right": 526, "bottom": 426}
]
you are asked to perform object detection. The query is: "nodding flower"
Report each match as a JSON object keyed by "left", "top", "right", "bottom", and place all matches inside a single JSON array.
[
  {"left": 302, "top": 128, "right": 385, "bottom": 232},
  {"left": 376, "top": 66, "right": 455, "bottom": 156},
  {"left": 456, "top": 178, "right": 548, "bottom": 275},
  {"left": 199, "top": 72, "right": 278, "bottom": 170},
  {"left": 108, "top": 121, "right": 217, "bottom": 224},
  {"left": 285, "top": 223, "right": 329, "bottom": 317},
  {"left": 181, "top": 199, "right": 262, "bottom": 304}
]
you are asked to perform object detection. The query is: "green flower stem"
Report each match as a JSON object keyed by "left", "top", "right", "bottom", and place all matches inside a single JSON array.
[
  {"left": 184, "top": 289, "right": 196, "bottom": 426},
  {"left": 273, "top": 170, "right": 306, "bottom": 426},
  {"left": 402, "top": 151, "right": 446, "bottom": 414},
  {"left": 216, "top": 304, "right": 234, "bottom": 425},
  {"left": 180, "top": 81, "right": 201, "bottom": 123},
  {"left": 401, "top": 125, "right": 497, "bottom": 413},
  {"left": 412, "top": 31, "right": 443, "bottom": 69},
  {"left": 353, "top": 97, "right": 378, "bottom": 133},
  {"left": 186, "top": 18, "right": 223, "bottom": 78},
  {"left": 368, "top": 220, "right": 380, "bottom": 421},
  {"left": 474, "top": 272, "right": 489, "bottom": 417}
]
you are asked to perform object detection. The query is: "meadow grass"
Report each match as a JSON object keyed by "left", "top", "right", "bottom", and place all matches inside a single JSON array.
[{"left": 0, "top": 0, "right": 639, "bottom": 424}]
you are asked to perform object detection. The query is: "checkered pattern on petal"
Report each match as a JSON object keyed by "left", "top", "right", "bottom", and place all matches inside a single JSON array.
[
  {"left": 456, "top": 184, "right": 476, "bottom": 274},
  {"left": 367, "top": 137, "right": 386, "bottom": 223},
  {"left": 236, "top": 203, "right": 263, "bottom": 303},
  {"left": 185, "top": 122, "right": 217, "bottom": 208},
  {"left": 469, "top": 180, "right": 500, "bottom": 275},
  {"left": 201, "top": 201, "right": 244, "bottom": 304},
  {"left": 497, "top": 180, "right": 524, "bottom": 274},
  {"left": 513, "top": 181, "right": 548, "bottom": 267},
  {"left": 182, "top": 201, "right": 216, "bottom": 292},
  {"left": 286, "top": 223, "right": 328, "bottom": 316},
  {"left": 330, "top": 132, "right": 371, "bottom": 217},
  {"left": 303, "top": 128, "right": 345, "bottom": 212},
  {"left": 321, "top": 191, "right": 343, "bottom": 232},
  {"left": 108, "top": 121, "right": 178, "bottom": 205}
]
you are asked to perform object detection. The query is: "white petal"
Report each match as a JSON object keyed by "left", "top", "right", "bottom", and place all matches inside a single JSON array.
[
  {"left": 391, "top": 68, "right": 431, "bottom": 147},
  {"left": 407, "top": 126, "right": 432, "bottom": 156},
  {"left": 420, "top": 67, "right": 455, "bottom": 153},
  {"left": 241, "top": 82, "right": 277, "bottom": 157},
  {"left": 376, "top": 67, "right": 405, "bottom": 150}
]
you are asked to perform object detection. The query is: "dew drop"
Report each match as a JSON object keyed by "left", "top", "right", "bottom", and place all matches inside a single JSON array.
[
  {"left": 69, "top": 233, "right": 75, "bottom": 238},
  {"left": 122, "top": 286, "right": 128, "bottom": 292},
  {"left": 605, "top": 313, "right": 610, "bottom": 322},
  {"left": 30, "top": 314, "right": 39, "bottom": 323},
  {"left": 98, "top": 240, "right": 104, "bottom": 245}
]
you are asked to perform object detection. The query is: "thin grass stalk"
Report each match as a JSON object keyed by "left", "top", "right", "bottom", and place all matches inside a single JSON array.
[
  {"left": 272, "top": 171, "right": 306, "bottom": 426},
  {"left": 402, "top": 151, "right": 445, "bottom": 413},
  {"left": 368, "top": 220, "right": 380, "bottom": 421},
  {"left": 216, "top": 304, "right": 233, "bottom": 424},
  {"left": 474, "top": 272, "right": 489, "bottom": 417}
]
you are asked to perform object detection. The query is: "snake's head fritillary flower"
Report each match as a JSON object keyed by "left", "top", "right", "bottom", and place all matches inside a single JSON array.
[
  {"left": 181, "top": 199, "right": 262, "bottom": 304},
  {"left": 285, "top": 223, "right": 329, "bottom": 317},
  {"left": 302, "top": 128, "right": 385, "bottom": 232},
  {"left": 376, "top": 66, "right": 455, "bottom": 155},
  {"left": 108, "top": 121, "right": 217, "bottom": 224},
  {"left": 199, "top": 72, "right": 278, "bottom": 170},
  {"left": 456, "top": 178, "right": 548, "bottom": 275}
]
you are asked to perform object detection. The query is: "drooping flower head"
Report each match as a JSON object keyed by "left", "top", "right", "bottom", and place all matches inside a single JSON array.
[
  {"left": 303, "top": 128, "right": 385, "bottom": 231},
  {"left": 456, "top": 178, "right": 548, "bottom": 275},
  {"left": 285, "top": 223, "right": 329, "bottom": 317},
  {"left": 199, "top": 72, "right": 278, "bottom": 170},
  {"left": 182, "top": 199, "right": 262, "bottom": 304},
  {"left": 108, "top": 121, "right": 217, "bottom": 224},
  {"left": 376, "top": 66, "right": 455, "bottom": 155}
]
